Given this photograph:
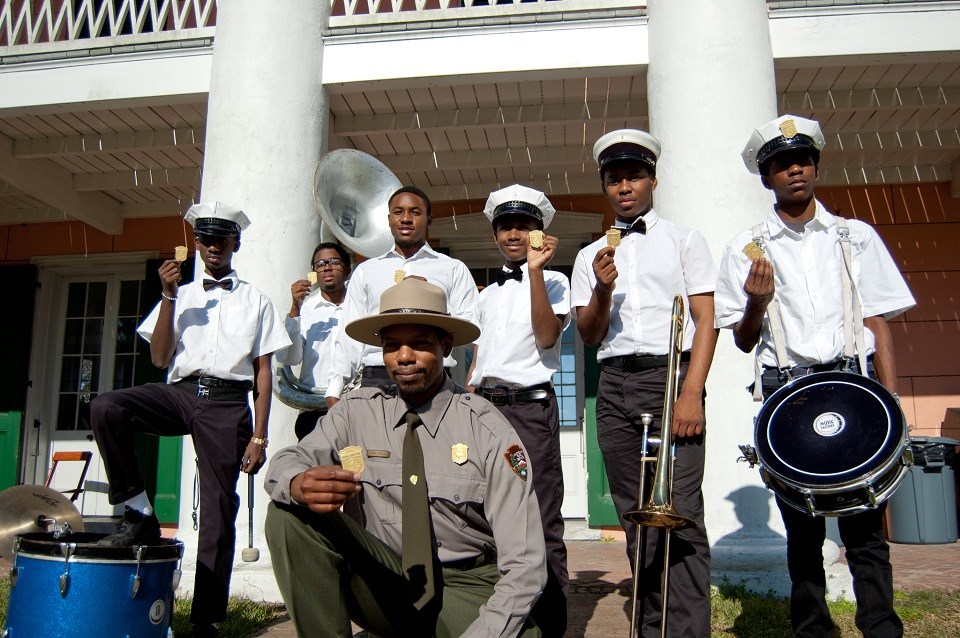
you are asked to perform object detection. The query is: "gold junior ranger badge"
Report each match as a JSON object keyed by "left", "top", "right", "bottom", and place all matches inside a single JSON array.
[
  {"left": 307, "top": 271, "right": 318, "bottom": 285},
  {"left": 174, "top": 245, "right": 188, "bottom": 262},
  {"left": 528, "top": 230, "right": 544, "bottom": 250},
  {"left": 742, "top": 241, "right": 765, "bottom": 262},
  {"left": 779, "top": 119, "right": 798, "bottom": 139},
  {"left": 503, "top": 444, "right": 528, "bottom": 481},
  {"left": 605, "top": 228, "right": 621, "bottom": 248},
  {"left": 394, "top": 269, "right": 406, "bottom": 284},
  {"left": 451, "top": 443, "right": 469, "bottom": 465},
  {"left": 339, "top": 445, "right": 364, "bottom": 474}
]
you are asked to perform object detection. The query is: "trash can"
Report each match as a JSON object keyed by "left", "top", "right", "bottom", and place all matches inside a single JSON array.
[{"left": 887, "top": 437, "right": 959, "bottom": 544}]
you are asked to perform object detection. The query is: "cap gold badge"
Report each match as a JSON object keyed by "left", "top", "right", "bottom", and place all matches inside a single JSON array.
[
  {"left": 779, "top": 119, "right": 798, "bottom": 139},
  {"left": 339, "top": 445, "right": 364, "bottom": 474},
  {"left": 394, "top": 269, "right": 406, "bottom": 284},
  {"left": 452, "top": 443, "right": 469, "bottom": 465},
  {"left": 528, "top": 230, "right": 544, "bottom": 250}
]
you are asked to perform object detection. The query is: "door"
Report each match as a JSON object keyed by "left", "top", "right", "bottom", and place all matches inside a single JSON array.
[
  {"left": 29, "top": 257, "right": 187, "bottom": 522},
  {"left": 555, "top": 322, "right": 588, "bottom": 518},
  {"left": 584, "top": 342, "right": 619, "bottom": 526}
]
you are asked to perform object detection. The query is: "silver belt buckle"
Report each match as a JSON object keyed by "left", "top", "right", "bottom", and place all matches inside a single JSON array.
[{"left": 197, "top": 384, "right": 210, "bottom": 398}]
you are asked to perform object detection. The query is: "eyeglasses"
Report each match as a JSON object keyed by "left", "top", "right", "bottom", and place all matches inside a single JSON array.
[{"left": 313, "top": 258, "right": 344, "bottom": 270}]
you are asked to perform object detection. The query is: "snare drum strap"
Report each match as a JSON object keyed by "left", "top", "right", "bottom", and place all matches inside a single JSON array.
[
  {"left": 751, "top": 224, "right": 791, "bottom": 401},
  {"left": 837, "top": 218, "right": 869, "bottom": 377}
]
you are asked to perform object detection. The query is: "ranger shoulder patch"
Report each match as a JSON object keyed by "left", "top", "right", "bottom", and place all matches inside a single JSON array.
[{"left": 504, "top": 444, "right": 528, "bottom": 481}]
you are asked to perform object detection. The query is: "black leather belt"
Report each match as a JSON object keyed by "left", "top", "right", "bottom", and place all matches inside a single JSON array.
[
  {"left": 601, "top": 352, "right": 691, "bottom": 373},
  {"left": 175, "top": 376, "right": 252, "bottom": 401},
  {"left": 762, "top": 356, "right": 873, "bottom": 387},
  {"left": 443, "top": 550, "right": 497, "bottom": 571},
  {"left": 475, "top": 382, "right": 553, "bottom": 406}
]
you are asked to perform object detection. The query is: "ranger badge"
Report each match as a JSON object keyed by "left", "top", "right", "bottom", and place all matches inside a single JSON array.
[
  {"left": 452, "top": 443, "right": 469, "bottom": 465},
  {"left": 339, "top": 445, "right": 364, "bottom": 474}
]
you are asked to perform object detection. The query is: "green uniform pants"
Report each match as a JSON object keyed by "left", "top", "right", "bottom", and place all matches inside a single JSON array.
[{"left": 265, "top": 502, "right": 540, "bottom": 638}]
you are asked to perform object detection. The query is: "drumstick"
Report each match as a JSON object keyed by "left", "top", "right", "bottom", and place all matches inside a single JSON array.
[{"left": 241, "top": 473, "right": 260, "bottom": 562}]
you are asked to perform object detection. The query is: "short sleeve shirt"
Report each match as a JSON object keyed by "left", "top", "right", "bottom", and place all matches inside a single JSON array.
[
  {"left": 137, "top": 272, "right": 291, "bottom": 383},
  {"left": 571, "top": 210, "right": 717, "bottom": 360}
]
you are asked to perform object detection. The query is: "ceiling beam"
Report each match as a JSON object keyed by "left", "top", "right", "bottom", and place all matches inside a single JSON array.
[
  {"left": 780, "top": 85, "right": 960, "bottom": 113},
  {"left": 14, "top": 126, "right": 206, "bottom": 159},
  {"left": 818, "top": 163, "right": 953, "bottom": 186},
  {"left": 334, "top": 101, "right": 648, "bottom": 136},
  {"left": 0, "top": 135, "right": 122, "bottom": 234},
  {"left": 74, "top": 167, "right": 202, "bottom": 191}
]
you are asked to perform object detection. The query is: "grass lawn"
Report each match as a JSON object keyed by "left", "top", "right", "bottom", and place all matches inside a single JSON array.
[{"left": 3, "top": 576, "right": 959, "bottom": 636}]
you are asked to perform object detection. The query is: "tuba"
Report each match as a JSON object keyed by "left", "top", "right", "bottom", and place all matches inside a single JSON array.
[{"left": 272, "top": 149, "right": 402, "bottom": 411}]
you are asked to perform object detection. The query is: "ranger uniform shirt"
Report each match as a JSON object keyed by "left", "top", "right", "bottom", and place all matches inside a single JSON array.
[
  {"left": 137, "top": 271, "right": 291, "bottom": 383},
  {"left": 714, "top": 201, "right": 915, "bottom": 368},
  {"left": 265, "top": 377, "right": 546, "bottom": 637}
]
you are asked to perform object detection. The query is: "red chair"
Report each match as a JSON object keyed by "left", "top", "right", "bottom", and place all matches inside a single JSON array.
[{"left": 45, "top": 451, "right": 93, "bottom": 502}]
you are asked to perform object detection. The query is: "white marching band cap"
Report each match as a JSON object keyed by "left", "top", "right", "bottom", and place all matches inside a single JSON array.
[
  {"left": 742, "top": 115, "right": 826, "bottom": 175},
  {"left": 184, "top": 201, "right": 252, "bottom": 237},
  {"left": 593, "top": 129, "right": 661, "bottom": 173},
  {"left": 483, "top": 184, "right": 557, "bottom": 229}
]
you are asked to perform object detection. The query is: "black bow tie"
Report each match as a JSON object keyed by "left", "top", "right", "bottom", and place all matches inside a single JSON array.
[
  {"left": 495, "top": 269, "right": 523, "bottom": 286},
  {"left": 203, "top": 278, "right": 234, "bottom": 292},
  {"left": 619, "top": 219, "right": 646, "bottom": 236}
]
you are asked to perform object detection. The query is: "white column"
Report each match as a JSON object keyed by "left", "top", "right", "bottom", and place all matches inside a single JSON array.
[
  {"left": 178, "top": 1, "right": 330, "bottom": 602},
  {"left": 646, "top": 0, "right": 852, "bottom": 599}
]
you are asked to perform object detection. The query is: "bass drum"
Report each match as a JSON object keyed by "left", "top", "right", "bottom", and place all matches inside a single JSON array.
[{"left": 754, "top": 371, "right": 911, "bottom": 517}]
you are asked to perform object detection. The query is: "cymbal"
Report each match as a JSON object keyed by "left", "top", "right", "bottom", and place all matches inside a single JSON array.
[{"left": 0, "top": 485, "right": 84, "bottom": 558}]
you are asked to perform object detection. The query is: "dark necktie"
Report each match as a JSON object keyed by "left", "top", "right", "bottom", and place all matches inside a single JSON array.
[
  {"left": 495, "top": 268, "right": 523, "bottom": 286},
  {"left": 620, "top": 219, "right": 646, "bottom": 237},
  {"left": 402, "top": 411, "right": 435, "bottom": 609},
  {"left": 202, "top": 278, "right": 233, "bottom": 292}
]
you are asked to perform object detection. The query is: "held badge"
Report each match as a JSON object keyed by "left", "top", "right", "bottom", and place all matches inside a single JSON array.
[
  {"left": 528, "top": 230, "right": 544, "bottom": 250},
  {"left": 307, "top": 271, "right": 318, "bottom": 284},
  {"left": 742, "top": 241, "right": 765, "bottom": 262},
  {"left": 339, "top": 445, "right": 364, "bottom": 474},
  {"left": 452, "top": 443, "right": 469, "bottom": 465},
  {"left": 174, "top": 245, "right": 188, "bottom": 262},
  {"left": 394, "top": 269, "right": 406, "bottom": 284},
  {"left": 605, "top": 228, "right": 621, "bottom": 248}
]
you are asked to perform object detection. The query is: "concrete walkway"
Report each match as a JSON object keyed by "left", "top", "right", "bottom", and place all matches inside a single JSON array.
[{"left": 252, "top": 536, "right": 960, "bottom": 637}]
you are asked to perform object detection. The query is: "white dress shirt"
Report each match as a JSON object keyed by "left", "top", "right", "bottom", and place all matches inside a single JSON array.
[
  {"left": 571, "top": 210, "right": 717, "bottom": 360},
  {"left": 275, "top": 288, "right": 343, "bottom": 391},
  {"left": 326, "top": 244, "right": 479, "bottom": 397},
  {"left": 138, "top": 271, "right": 291, "bottom": 383},
  {"left": 714, "top": 201, "right": 915, "bottom": 368},
  {"left": 469, "top": 264, "right": 571, "bottom": 388}
]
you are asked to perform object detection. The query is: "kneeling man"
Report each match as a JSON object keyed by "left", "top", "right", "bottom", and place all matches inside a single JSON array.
[{"left": 264, "top": 277, "right": 546, "bottom": 638}]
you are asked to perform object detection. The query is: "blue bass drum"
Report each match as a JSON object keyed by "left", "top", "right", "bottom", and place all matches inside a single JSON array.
[
  {"left": 753, "top": 371, "right": 912, "bottom": 517},
  {"left": 3, "top": 533, "right": 183, "bottom": 638}
]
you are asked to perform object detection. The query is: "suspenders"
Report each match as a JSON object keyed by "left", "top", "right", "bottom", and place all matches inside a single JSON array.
[{"left": 750, "top": 216, "right": 868, "bottom": 401}]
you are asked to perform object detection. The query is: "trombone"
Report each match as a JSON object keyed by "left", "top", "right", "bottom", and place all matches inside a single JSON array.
[{"left": 625, "top": 295, "right": 693, "bottom": 638}]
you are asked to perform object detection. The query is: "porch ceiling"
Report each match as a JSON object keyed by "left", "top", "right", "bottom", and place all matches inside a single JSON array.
[{"left": 1, "top": 58, "right": 958, "bottom": 231}]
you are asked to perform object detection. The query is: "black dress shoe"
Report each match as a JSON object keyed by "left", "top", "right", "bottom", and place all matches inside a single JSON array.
[
  {"left": 97, "top": 507, "right": 161, "bottom": 546},
  {"left": 191, "top": 623, "right": 220, "bottom": 638}
]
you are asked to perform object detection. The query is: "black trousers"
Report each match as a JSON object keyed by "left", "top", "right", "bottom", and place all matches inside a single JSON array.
[
  {"left": 596, "top": 363, "right": 710, "bottom": 638},
  {"left": 493, "top": 394, "right": 568, "bottom": 638},
  {"left": 91, "top": 382, "right": 252, "bottom": 625},
  {"left": 764, "top": 360, "right": 902, "bottom": 638},
  {"left": 294, "top": 407, "right": 327, "bottom": 441},
  {"left": 776, "top": 500, "right": 903, "bottom": 637}
]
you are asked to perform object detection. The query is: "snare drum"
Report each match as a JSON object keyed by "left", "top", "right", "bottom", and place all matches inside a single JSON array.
[
  {"left": 3, "top": 533, "right": 183, "bottom": 638},
  {"left": 752, "top": 371, "right": 911, "bottom": 517}
]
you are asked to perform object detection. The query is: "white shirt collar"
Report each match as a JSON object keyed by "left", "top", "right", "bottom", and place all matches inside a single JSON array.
[
  {"left": 767, "top": 200, "right": 834, "bottom": 238},
  {"left": 379, "top": 243, "right": 439, "bottom": 260},
  {"left": 613, "top": 209, "right": 660, "bottom": 231}
]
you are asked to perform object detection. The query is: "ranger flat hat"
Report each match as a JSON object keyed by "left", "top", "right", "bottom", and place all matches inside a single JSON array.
[
  {"left": 184, "top": 201, "right": 251, "bottom": 237},
  {"left": 345, "top": 277, "right": 481, "bottom": 347},
  {"left": 593, "top": 129, "right": 661, "bottom": 174},
  {"left": 742, "top": 115, "right": 826, "bottom": 175},
  {"left": 483, "top": 184, "right": 556, "bottom": 229}
]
